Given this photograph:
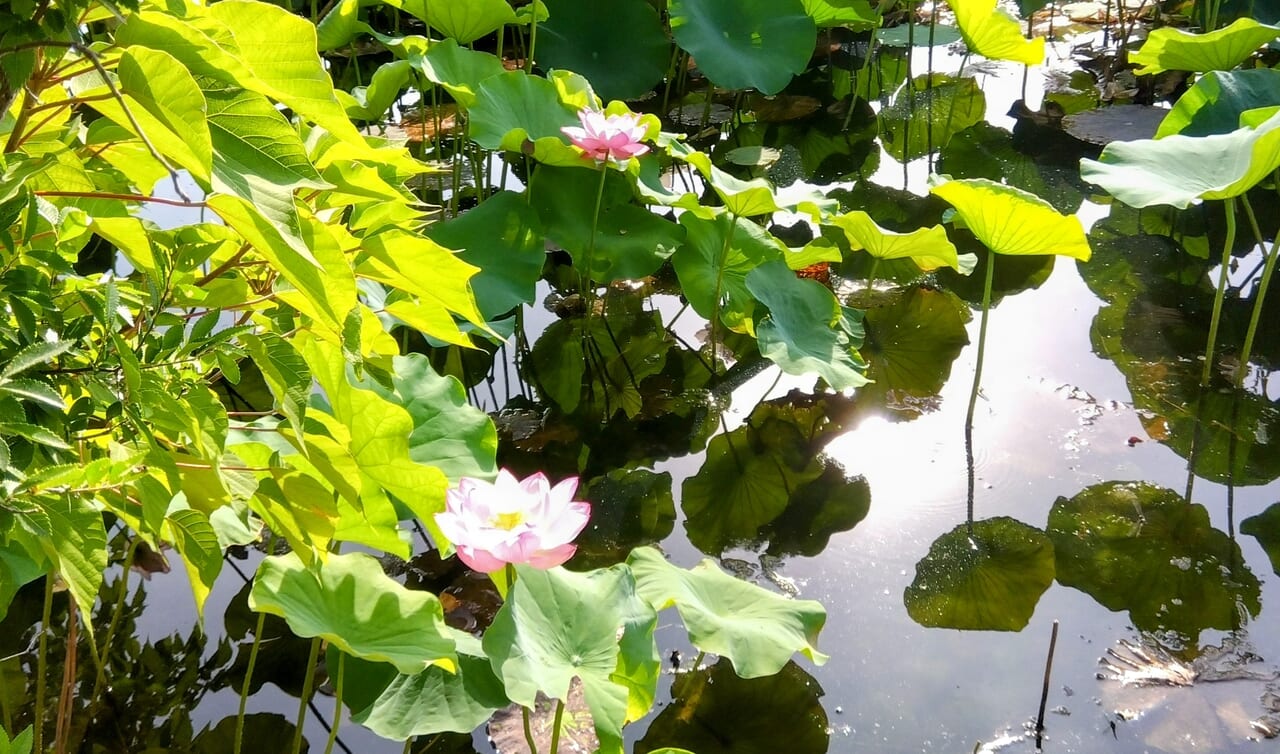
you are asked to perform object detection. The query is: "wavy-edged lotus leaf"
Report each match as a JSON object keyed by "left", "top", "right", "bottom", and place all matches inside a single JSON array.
[
  {"left": 635, "top": 659, "right": 829, "bottom": 754},
  {"left": 1157, "top": 68, "right": 1280, "bottom": 138},
  {"left": 829, "top": 210, "right": 961, "bottom": 270},
  {"left": 483, "top": 564, "right": 659, "bottom": 754},
  {"left": 669, "top": 0, "right": 817, "bottom": 95},
  {"left": 1081, "top": 109, "right": 1280, "bottom": 209},
  {"left": 880, "top": 74, "right": 987, "bottom": 162},
  {"left": 419, "top": 38, "right": 507, "bottom": 110},
  {"left": 425, "top": 190, "right": 545, "bottom": 320},
  {"left": 671, "top": 142, "right": 839, "bottom": 220},
  {"left": 950, "top": 0, "right": 1045, "bottom": 64},
  {"left": 530, "top": 166, "right": 684, "bottom": 283},
  {"left": 860, "top": 286, "right": 970, "bottom": 417},
  {"left": 249, "top": 551, "right": 456, "bottom": 674},
  {"left": 573, "top": 469, "right": 676, "bottom": 570},
  {"left": 672, "top": 212, "right": 785, "bottom": 333},
  {"left": 904, "top": 517, "right": 1055, "bottom": 631},
  {"left": 334, "top": 630, "right": 509, "bottom": 740},
  {"left": 628, "top": 546, "right": 828, "bottom": 677},
  {"left": 468, "top": 71, "right": 584, "bottom": 165},
  {"left": 1131, "top": 17, "right": 1280, "bottom": 76},
  {"left": 1241, "top": 503, "right": 1280, "bottom": 576},
  {"left": 342, "top": 59, "right": 413, "bottom": 122},
  {"left": 1047, "top": 482, "right": 1261, "bottom": 639},
  {"left": 801, "top": 0, "right": 880, "bottom": 29},
  {"left": 930, "top": 176, "right": 1091, "bottom": 261},
  {"left": 746, "top": 260, "right": 870, "bottom": 389},
  {"left": 539, "top": 0, "right": 669, "bottom": 101},
  {"left": 390, "top": 0, "right": 517, "bottom": 44}
]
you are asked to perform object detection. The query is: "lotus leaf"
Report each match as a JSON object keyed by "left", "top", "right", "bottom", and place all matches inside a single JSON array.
[
  {"left": 419, "top": 38, "right": 506, "bottom": 110},
  {"left": 929, "top": 176, "right": 1091, "bottom": 261},
  {"left": 668, "top": 0, "right": 817, "bottom": 95},
  {"left": 538, "top": 0, "right": 670, "bottom": 101},
  {"left": 1240, "top": 503, "right": 1280, "bottom": 576},
  {"left": 1131, "top": 17, "right": 1280, "bottom": 76},
  {"left": 829, "top": 210, "right": 961, "bottom": 270},
  {"left": 389, "top": 0, "right": 517, "bottom": 44},
  {"left": 1156, "top": 68, "right": 1280, "bottom": 138},
  {"left": 801, "top": 0, "right": 880, "bottom": 29},
  {"left": 950, "top": 0, "right": 1045, "bottom": 65}
]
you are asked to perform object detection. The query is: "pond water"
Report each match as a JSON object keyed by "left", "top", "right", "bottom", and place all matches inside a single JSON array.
[{"left": 4, "top": 16, "right": 1280, "bottom": 754}]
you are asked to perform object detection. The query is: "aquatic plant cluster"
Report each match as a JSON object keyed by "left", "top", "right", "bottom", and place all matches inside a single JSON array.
[{"left": 0, "top": 0, "right": 1278, "bottom": 750}]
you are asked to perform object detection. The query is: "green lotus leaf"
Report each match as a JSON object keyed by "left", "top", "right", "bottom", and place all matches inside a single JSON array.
[
  {"left": 859, "top": 286, "right": 970, "bottom": 417},
  {"left": 904, "top": 517, "right": 1055, "bottom": 631},
  {"left": 672, "top": 212, "right": 785, "bottom": 333},
  {"left": 950, "top": 0, "right": 1045, "bottom": 64},
  {"left": 529, "top": 166, "right": 684, "bottom": 283},
  {"left": 1131, "top": 17, "right": 1280, "bottom": 76},
  {"left": 746, "top": 260, "right": 871, "bottom": 389},
  {"left": 390, "top": 0, "right": 517, "bottom": 44},
  {"left": 801, "top": 0, "right": 880, "bottom": 29},
  {"left": 1241, "top": 503, "right": 1280, "bottom": 576},
  {"left": 880, "top": 74, "right": 987, "bottom": 162},
  {"left": 539, "top": 0, "right": 669, "bottom": 101},
  {"left": 468, "top": 71, "right": 582, "bottom": 164},
  {"left": 419, "top": 38, "right": 506, "bottom": 110},
  {"left": 425, "top": 191, "right": 545, "bottom": 319},
  {"left": 669, "top": 0, "right": 817, "bottom": 95},
  {"left": 758, "top": 460, "right": 871, "bottom": 558},
  {"left": 192, "top": 714, "right": 299, "bottom": 753},
  {"left": 335, "top": 630, "right": 509, "bottom": 740},
  {"left": 249, "top": 551, "right": 456, "bottom": 674},
  {"left": 1080, "top": 109, "right": 1280, "bottom": 208},
  {"left": 1047, "top": 482, "right": 1262, "bottom": 640},
  {"left": 635, "top": 660, "right": 829, "bottom": 754},
  {"left": 929, "top": 176, "right": 1091, "bottom": 261},
  {"left": 829, "top": 210, "right": 960, "bottom": 270},
  {"left": 628, "top": 546, "right": 828, "bottom": 677},
  {"left": 483, "top": 565, "right": 659, "bottom": 754},
  {"left": 343, "top": 59, "right": 413, "bottom": 121},
  {"left": 672, "top": 144, "right": 838, "bottom": 219},
  {"left": 1156, "top": 68, "right": 1280, "bottom": 138}
]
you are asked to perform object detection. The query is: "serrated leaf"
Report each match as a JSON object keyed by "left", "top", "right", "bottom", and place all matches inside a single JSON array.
[
  {"left": 164, "top": 507, "right": 223, "bottom": 619},
  {"left": 0, "top": 378, "right": 63, "bottom": 410},
  {"left": 19, "top": 497, "right": 107, "bottom": 638},
  {"left": 1, "top": 340, "right": 74, "bottom": 380},
  {"left": 0, "top": 422, "right": 70, "bottom": 450}
]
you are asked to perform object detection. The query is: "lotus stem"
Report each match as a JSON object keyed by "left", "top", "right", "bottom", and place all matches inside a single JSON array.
[
  {"left": 1034, "top": 620, "right": 1061, "bottom": 749},
  {"left": 1197, "top": 198, "right": 1237, "bottom": 389},
  {"left": 1235, "top": 196, "right": 1279, "bottom": 389},
  {"left": 523, "top": 705, "right": 539, "bottom": 754},
  {"left": 525, "top": 3, "right": 539, "bottom": 74},
  {"left": 291, "top": 637, "right": 323, "bottom": 754},
  {"left": 964, "top": 252, "right": 997, "bottom": 525},
  {"left": 582, "top": 166, "right": 609, "bottom": 302},
  {"left": 866, "top": 257, "right": 881, "bottom": 293},
  {"left": 323, "top": 651, "right": 345, "bottom": 754},
  {"left": 234, "top": 610, "right": 268, "bottom": 754},
  {"left": 710, "top": 212, "right": 740, "bottom": 370},
  {"left": 548, "top": 698, "right": 566, "bottom": 754}
]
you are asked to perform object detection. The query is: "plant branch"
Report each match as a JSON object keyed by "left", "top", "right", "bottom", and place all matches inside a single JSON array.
[{"left": 34, "top": 191, "right": 205, "bottom": 208}]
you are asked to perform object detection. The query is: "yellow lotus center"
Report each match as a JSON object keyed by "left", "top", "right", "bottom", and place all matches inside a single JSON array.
[{"left": 491, "top": 511, "right": 524, "bottom": 530}]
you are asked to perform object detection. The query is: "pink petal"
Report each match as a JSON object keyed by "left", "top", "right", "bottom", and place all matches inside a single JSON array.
[
  {"left": 526, "top": 543, "right": 577, "bottom": 569},
  {"left": 537, "top": 501, "right": 591, "bottom": 545},
  {"left": 455, "top": 545, "right": 507, "bottom": 573}
]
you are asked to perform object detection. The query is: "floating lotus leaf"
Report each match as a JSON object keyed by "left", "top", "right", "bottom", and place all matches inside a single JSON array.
[
  {"left": 1240, "top": 503, "right": 1280, "bottom": 576},
  {"left": 881, "top": 74, "right": 986, "bottom": 162},
  {"left": 904, "top": 517, "right": 1055, "bottom": 631},
  {"left": 249, "top": 551, "right": 456, "bottom": 675},
  {"left": 746, "top": 260, "right": 871, "bottom": 389},
  {"left": 929, "top": 176, "right": 1091, "bottom": 261},
  {"left": 1156, "top": 68, "right": 1280, "bottom": 138},
  {"left": 668, "top": 0, "right": 817, "bottom": 95},
  {"left": 875, "top": 23, "right": 963, "bottom": 47},
  {"left": 950, "top": 0, "right": 1045, "bottom": 64},
  {"left": 1047, "top": 482, "right": 1261, "bottom": 640},
  {"left": 937, "top": 122, "right": 1085, "bottom": 214},
  {"left": 1062, "top": 104, "right": 1167, "bottom": 145},
  {"left": 829, "top": 210, "right": 961, "bottom": 270},
  {"left": 1130, "top": 17, "right": 1280, "bottom": 76},
  {"left": 483, "top": 565, "right": 659, "bottom": 754},
  {"left": 572, "top": 469, "right": 676, "bottom": 569},
  {"left": 468, "top": 71, "right": 584, "bottom": 166},
  {"left": 1080, "top": 108, "right": 1280, "bottom": 208},
  {"left": 801, "top": 0, "right": 880, "bottom": 29},
  {"left": 335, "top": 630, "right": 510, "bottom": 740},
  {"left": 628, "top": 546, "right": 828, "bottom": 678},
  {"left": 635, "top": 659, "right": 829, "bottom": 754},
  {"left": 539, "top": 0, "right": 670, "bottom": 101}
]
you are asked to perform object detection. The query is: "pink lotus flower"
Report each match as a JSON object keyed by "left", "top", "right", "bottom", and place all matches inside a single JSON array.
[
  {"left": 435, "top": 470, "right": 591, "bottom": 573},
  {"left": 561, "top": 109, "right": 650, "bottom": 163}
]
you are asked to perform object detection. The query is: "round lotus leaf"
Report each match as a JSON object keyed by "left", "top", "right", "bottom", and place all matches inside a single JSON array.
[
  {"left": 538, "top": 0, "right": 670, "bottom": 101},
  {"left": 669, "top": 0, "right": 817, "bottom": 95},
  {"left": 905, "top": 517, "right": 1055, "bottom": 631},
  {"left": 1063, "top": 104, "right": 1167, "bottom": 145}
]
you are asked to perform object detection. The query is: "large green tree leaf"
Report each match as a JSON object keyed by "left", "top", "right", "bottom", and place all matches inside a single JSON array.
[
  {"left": 668, "top": 0, "right": 817, "bottom": 95},
  {"left": 483, "top": 565, "right": 659, "bottom": 754},
  {"left": 249, "top": 551, "right": 456, "bottom": 674},
  {"left": 1131, "top": 17, "right": 1280, "bottom": 75},
  {"left": 13, "top": 498, "right": 106, "bottom": 636},
  {"left": 929, "top": 176, "right": 1091, "bottom": 260},
  {"left": 628, "top": 546, "right": 827, "bottom": 678},
  {"left": 1047, "top": 482, "right": 1261, "bottom": 640},
  {"left": 950, "top": 0, "right": 1045, "bottom": 64},
  {"left": 904, "top": 517, "right": 1055, "bottom": 631},
  {"left": 539, "top": 0, "right": 669, "bottom": 101},
  {"left": 745, "top": 260, "right": 870, "bottom": 389},
  {"left": 116, "top": 47, "right": 213, "bottom": 182},
  {"left": 1079, "top": 109, "right": 1280, "bottom": 208}
]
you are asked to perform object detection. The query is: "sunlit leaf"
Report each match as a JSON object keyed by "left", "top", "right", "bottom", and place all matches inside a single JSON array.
[
  {"left": 249, "top": 551, "right": 456, "bottom": 674},
  {"left": 801, "top": 0, "right": 880, "bottom": 29},
  {"left": 419, "top": 38, "right": 506, "bottom": 110},
  {"left": 164, "top": 507, "right": 223, "bottom": 620},
  {"left": 829, "top": 211, "right": 960, "bottom": 270},
  {"left": 1156, "top": 69, "right": 1280, "bottom": 138},
  {"left": 468, "top": 70, "right": 583, "bottom": 164},
  {"left": 880, "top": 75, "right": 986, "bottom": 162},
  {"left": 390, "top": 0, "right": 517, "bottom": 44},
  {"left": 668, "top": 0, "right": 817, "bottom": 95},
  {"left": 1131, "top": 17, "right": 1280, "bottom": 75},
  {"left": 929, "top": 176, "right": 1091, "bottom": 260},
  {"left": 950, "top": 0, "right": 1045, "bottom": 64}
]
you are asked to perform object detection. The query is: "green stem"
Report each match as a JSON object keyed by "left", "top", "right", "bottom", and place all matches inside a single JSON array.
[
  {"left": 581, "top": 166, "right": 609, "bottom": 301},
  {"left": 522, "top": 705, "right": 539, "bottom": 754},
  {"left": 234, "top": 610, "right": 268, "bottom": 754},
  {"left": 35, "top": 574, "right": 54, "bottom": 753},
  {"left": 548, "top": 698, "right": 565, "bottom": 754},
  {"left": 525, "top": 4, "right": 539, "bottom": 73},
  {"left": 323, "top": 652, "right": 345, "bottom": 754},
  {"left": 865, "top": 257, "right": 881, "bottom": 293},
  {"left": 710, "top": 213, "right": 740, "bottom": 368},
  {"left": 965, "top": 252, "right": 996, "bottom": 431},
  {"left": 1198, "top": 198, "right": 1237, "bottom": 388},
  {"left": 1236, "top": 196, "right": 1280, "bottom": 387},
  {"left": 291, "top": 637, "right": 323, "bottom": 754}
]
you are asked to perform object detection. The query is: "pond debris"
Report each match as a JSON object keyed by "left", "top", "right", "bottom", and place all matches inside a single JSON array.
[{"left": 1098, "top": 637, "right": 1279, "bottom": 688}]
